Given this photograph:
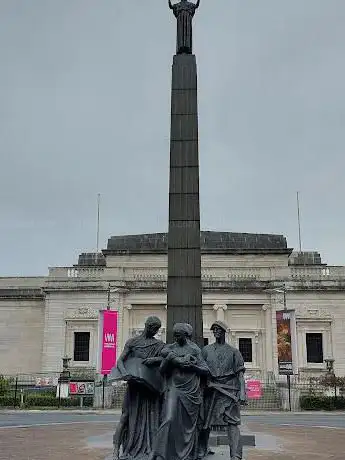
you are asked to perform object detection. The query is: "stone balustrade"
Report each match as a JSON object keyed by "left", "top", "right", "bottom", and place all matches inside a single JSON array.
[
  {"left": 128, "top": 267, "right": 279, "bottom": 281},
  {"left": 49, "top": 266, "right": 278, "bottom": 280},
  {"left": 290, "top": 265, "right": 345, "bottom": 280},
  {"left": 48, "top": 265, "right": 345, "bottom": 282},
  {"left": 48, "top": 267, "right": 105, "bottom": 278}
]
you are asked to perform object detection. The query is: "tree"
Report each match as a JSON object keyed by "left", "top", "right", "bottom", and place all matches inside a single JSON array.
[
  {"left": 0, "top": 375, "right": 11, "bottom": 396},
  {"left": 319, "top": 374, "right": 345, "bottom": 389}
]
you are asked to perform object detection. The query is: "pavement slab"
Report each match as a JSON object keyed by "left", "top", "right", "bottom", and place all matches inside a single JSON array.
[
  {"left": 0, "top": 423, "right": 110, "bottom": 460},
  {"left": 246, "top": 421, "right": 345, "bottom": 459}
]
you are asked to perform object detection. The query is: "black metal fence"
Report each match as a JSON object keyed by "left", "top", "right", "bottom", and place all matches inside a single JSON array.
[
  {"left": 0, "top": 374, "right": 93, "bottom": 409},
  {"left": 1, "top": 373, "right": 344, "bottom": 411},
  {"left": 98, "top": 372, "right": 345, "bottom": 411}
]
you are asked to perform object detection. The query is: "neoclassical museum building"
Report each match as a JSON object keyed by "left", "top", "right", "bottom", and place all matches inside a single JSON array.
[{"left": 1, "top": 231, "right": 345, "bottom": 380}]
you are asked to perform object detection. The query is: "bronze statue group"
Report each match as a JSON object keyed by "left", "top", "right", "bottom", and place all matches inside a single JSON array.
[{"left": 110, "top": 317, "right": 247, "bottom": 460}]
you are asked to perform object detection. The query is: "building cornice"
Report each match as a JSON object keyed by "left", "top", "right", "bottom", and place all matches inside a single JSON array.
[
  {"left": 42, "top": 285, "right": 105, "bottom": 294},
  {"left": 103, "top": 248, "right": 293, "bottom": 256},
  {"left": 0, "top": 288, "right": 44, "bottom": 300},
  {"left": 124, "top": 280, "right": 273, "bottom": 292}
]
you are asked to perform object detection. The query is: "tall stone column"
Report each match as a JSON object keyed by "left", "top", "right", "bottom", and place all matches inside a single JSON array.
[{"left": 166, "top": 5, "right": 203, "bottom": 346}]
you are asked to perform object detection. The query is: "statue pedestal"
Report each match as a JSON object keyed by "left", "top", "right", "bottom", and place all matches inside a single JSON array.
[
  {"left": 209, "top": 432, "right": 256, "bottom": 447},
  {"left": 210, "top": 425, "right": 256, "bottom": 448}
]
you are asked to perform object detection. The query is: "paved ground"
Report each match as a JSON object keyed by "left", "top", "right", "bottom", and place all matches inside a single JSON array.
[
  {"left": 245, "top": 422, "right": 345, "bottom": 459},
  {"left": 0, "top": 412, "right": 345, "bottom": 459},
  {"left": 0, "top": 423, "right": 110, "bottom": 460}
]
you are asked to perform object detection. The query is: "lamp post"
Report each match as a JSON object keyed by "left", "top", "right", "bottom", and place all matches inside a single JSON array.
[
  {"left": 58, "top": 356, "right": 71, "bottom": 407},
  {"left": 102, "top": 283, "right": 111, "bottom": 409},
  {"left": 324, "top": 357, "right": 334, "bottom": 374},
  {"left": 268, "top": 285, "right": 292, "bottom": 411},
  {"left": 324, "top": 357, "right": 336, "bottom": 402}
]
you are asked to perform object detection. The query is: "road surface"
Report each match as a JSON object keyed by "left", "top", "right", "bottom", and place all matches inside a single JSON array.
[{"left": 0, "top": 411, "right": 344, "bottom": 429}]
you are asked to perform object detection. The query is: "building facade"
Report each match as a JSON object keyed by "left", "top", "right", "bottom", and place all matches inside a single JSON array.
[{"left": 1, "top": 231, "right": 344, "bottom": 380}]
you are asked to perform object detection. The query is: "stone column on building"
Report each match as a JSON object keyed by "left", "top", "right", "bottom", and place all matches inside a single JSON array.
[
  {"left": 41, "top": 292, "right": 71, "bottom": 373},
  {"left": 206, "top": 304, "right": 228, "bottom": 343},
  {"left": 268, "top": 296, "right": 279, "bottom": 377},
  {"left": 262, "top": 304, "right": 273, "bottom": 374},
  {"left": 254, "top": 331, "right": 260, "bottom": 369},
  {"left": 110, "top": 287, "right": 128, "bottom": 354},
  {"left": 122, "top": 305, "right": 132, "bottom": 346},
  {"left": 296, "top": 325, "right": 305, "bottom": 369},
  {"left": 213, "top": 304, "right": 228, "bottom": 322}
]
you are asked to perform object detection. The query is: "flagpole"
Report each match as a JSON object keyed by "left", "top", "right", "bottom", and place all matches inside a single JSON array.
[
  {"left": 96, "top": 193, "right": 101, "bottom": 253},
  {"left": 296, "top": 191, "right": 302, "bottom": 253}
]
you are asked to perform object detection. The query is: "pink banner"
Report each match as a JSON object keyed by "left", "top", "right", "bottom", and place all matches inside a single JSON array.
[
  {"left": 100, "top": 310, "right": 118, "bottom": 375},
  {"left": 69, "top": 382, "right": 78, "bottom": 395},
  {"left": 246, "top": 380, "right": 263, "bottom": 399}
]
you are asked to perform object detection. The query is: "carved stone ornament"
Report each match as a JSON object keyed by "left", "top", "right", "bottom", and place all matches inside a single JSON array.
[
  {"left": 296, "top": 306, "right": 333, "bottom": 320},
  {"left": 213, "top": 304, "right": 228, "bottom": 311},
  {"left": 65, "top": 307, "right": 99, "bottom": 320}
]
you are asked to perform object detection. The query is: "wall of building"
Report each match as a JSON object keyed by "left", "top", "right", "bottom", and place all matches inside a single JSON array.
[
  {"left": 2, "top": 252, "right": 345, "bottom": 379},
  {"left": 123, "top": 287, "right": 269, "bottom": 379},
  {"left": 0, "top": 298, "right": 45, "bottom": 375},
  {"left": 41, "top": 286, "right": 107, "bottom": 373},
  {"left": 284, "top": 291, "right": 345, "bottom": 376}
]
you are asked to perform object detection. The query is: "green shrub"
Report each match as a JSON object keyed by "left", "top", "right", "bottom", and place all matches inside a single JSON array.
[
  {"left": 24, "top": 394, "right": 80, "bottom": 408},
  {"left": 0, "top": 390, "right": 94, "bottom": 408},
  {"left": 81, "top": 396, "right": 93, "bottom": 407},
  {"left": 300, "top": 395, "right": 345, "bottom": 411},
  {"left": 0, "top": 395, "right": 15, "bottom": 407},
  {"left": 318, "top": 375, "right": 345, "bottom": 389}
]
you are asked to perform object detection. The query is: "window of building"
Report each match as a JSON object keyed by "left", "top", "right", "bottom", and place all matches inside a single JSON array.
[
  {"left": 74, "top": 332, "right": 90, "bottom": 362},
  {"left": 306, "top": 333, "right": 323, "bottom": 363},
  {"left": 239, "top": 338, "right": 253, "bottom": 363},
  {"left": 203, "top": 338, "right": 209, "bottom": 346}
]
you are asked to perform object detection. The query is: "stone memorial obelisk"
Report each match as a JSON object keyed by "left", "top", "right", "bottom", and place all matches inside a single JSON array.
[{"left": 166, "top": 0, "right": 203, "bottom": 346}]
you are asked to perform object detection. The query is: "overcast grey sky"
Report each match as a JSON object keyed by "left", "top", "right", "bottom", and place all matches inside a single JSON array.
[{"left": 0, "top": 0, "right": 344, "bottom": 276}]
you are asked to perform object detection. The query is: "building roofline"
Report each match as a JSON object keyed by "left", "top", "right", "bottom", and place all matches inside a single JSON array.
[{"left": 102, "top": 248, "right": 294, "bottom": 256}]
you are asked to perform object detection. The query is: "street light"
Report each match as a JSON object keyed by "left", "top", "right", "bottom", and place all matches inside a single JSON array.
[
  {"left": 58, "top": 356, "right": 71, "bottom": 407},
  {"left": 324, "top": 357, "right": 335, "bottom": 374},
  {"left": 266, "top": 285, "right": 292, "bottom": 411},
  {"left": 102, "top": 283, "right": 116, "bottom": 408},
  {"left": 62, "top": 356, "right": 71, "bottom": 370},
  {"left": 324, "top": 357, "right": 337, "bottom": 403}
]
